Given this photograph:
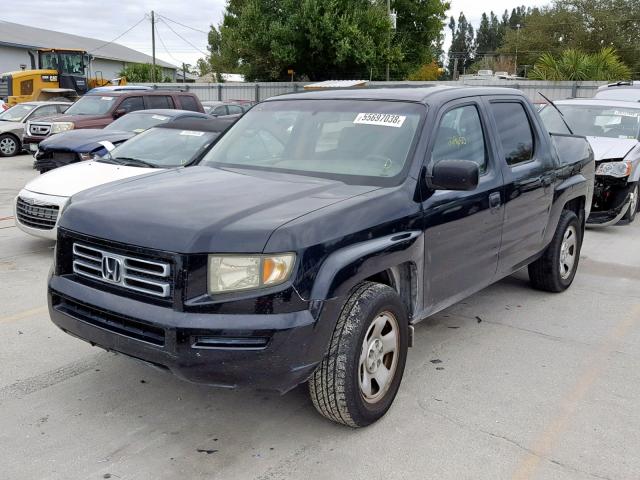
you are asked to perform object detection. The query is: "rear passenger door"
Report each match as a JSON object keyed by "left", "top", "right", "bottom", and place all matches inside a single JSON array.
[
  {"left": 422, "top": 98, "right": 505, "bottom": 311},
  {"left": 484, "top": 98, "right": 556, "bottom": 274}
]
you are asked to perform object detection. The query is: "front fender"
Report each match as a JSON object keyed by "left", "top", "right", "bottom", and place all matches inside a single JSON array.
[{"left": 309, "top": 231, "right": 423, "bottom": 302}]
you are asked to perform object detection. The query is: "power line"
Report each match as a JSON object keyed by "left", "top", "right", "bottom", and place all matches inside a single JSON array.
[
  {"left": 157, "top": 14, "right": 210, "bottom": 35},
  {"left": 154, "top": 22, "right": 182, "bottom": 64},
  {"left": 158, "top": 18, "right": 209, "bottom": 57},
  {"left": 89, "top": 16, "right": 147, "bottom": 54}
]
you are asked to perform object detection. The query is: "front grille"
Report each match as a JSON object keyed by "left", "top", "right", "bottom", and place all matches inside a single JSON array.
[
  {"left": 53, "top": 294, "right": 165, "bottom": 346},
  {"left": 72, "top": 243, "right": 171, "bottom": 298},
  {"left": 29, "top": 122, "right": 51, "bottom": 136},
  {"left": 15, "top": 196, "right": 59, "bottom": 230}
]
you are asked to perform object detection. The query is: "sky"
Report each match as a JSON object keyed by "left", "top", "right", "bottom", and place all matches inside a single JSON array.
[{"left": 1, "top": 0, "right": 547, "bottom": 70}]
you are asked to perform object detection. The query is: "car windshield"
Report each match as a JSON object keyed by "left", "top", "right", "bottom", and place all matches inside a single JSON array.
[
  {"left": 64, "top": 96, "right": 116, "bottom": 115},
  {"left": 0, "top": 104, "right": 35, "bottom": 122},
  {"left": 540, "top": 104, "right": 640, "bottom": 139},
  {"left": 199, "top": 99, "right": 424, "bottom": 184},
  {"left": 101, "top": 127, "right": 220, "bottom": 168},
  {"left": 105, "top": 112, "right": 173, "bottom": 133},
  {"left": 594, "top": 90, "right": 640, "bottom": 102}
]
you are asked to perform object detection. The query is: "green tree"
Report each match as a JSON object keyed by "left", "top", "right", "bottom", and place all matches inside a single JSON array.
[
  {"left": 447, "top": 12, "right": 475, "bottom": 77},
  {"left": 118, "top": 63, "right": 168, "bottom": 83},
  {"left": 407, "top": 61, "right": 443, "bottom": 80},
  {"left": 198, "top": 0, "right": 448, "bottom": 81},
  {"left": 528, "top": 47, "right": 631, "bottom": 80}
]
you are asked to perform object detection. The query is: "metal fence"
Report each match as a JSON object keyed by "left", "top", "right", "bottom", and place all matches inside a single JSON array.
[{"left": 133, "top": 80, "right": 607, "bottom": 103}]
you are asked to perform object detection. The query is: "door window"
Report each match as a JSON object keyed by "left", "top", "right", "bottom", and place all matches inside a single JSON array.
[
  {"left": 212, "top": 105, "right": 227, "bottom": 116},
  {"left": 118, "top": 97, "right": 144, "bottom": 113},
  {"left": 431, "top": 105, "right": 488, "bottom": 173},
  {"left": 490, "top": 102, "right": 535, "bottom": 165},
  {"left": 227, "top": 105, "right": 243, "bottom": 115},
  {"left": 178, "top": 95, "right": 200, "bottom": 112},
  {"left": 30, "top": 105, "right": 59, "bottom": 119},
  {"left": 145, "top": 95, "right": 175, "bottom": 109}
]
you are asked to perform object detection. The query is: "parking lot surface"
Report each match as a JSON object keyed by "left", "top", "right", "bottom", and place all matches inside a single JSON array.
[{"left": 1, "top": 153, "right": 639, "bottom": 480}]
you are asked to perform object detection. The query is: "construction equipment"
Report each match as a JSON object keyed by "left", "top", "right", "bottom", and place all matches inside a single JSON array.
[{"left": 0, "top": 49, "right": 126, "bottom": 106}]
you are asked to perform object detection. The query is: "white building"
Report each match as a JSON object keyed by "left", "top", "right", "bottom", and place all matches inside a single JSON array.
[{"left": 0, "top": 20, "right": 177, "bottom": 81}]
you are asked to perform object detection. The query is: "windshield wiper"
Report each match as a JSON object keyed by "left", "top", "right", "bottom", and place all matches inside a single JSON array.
[{"left": 112, "top": 157, "right": 157, "bottom": 168}]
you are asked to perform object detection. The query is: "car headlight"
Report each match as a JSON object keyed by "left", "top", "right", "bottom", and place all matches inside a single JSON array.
[
  {"left": 208, "top": 254, "right": 295, "bottom": 294},
  {"left": 596, "top": 161, "right": 632, "bottom": 178},
  {"left": 50, "top": 122, "right": 74, "bottom": 134},
  {"left": 78, "top": 152, "right": 94, "bottom": 161}
]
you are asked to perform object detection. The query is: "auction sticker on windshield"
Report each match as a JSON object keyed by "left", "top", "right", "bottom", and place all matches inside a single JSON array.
[
  {"left": 353, "top": 113, "right": 406, "bottom": 128},
  {"left": 179, "top": 130, "right": 205, "bottom": 136},
  {"left": 101, "top": 97, "right": 114, "bottom": 101}
]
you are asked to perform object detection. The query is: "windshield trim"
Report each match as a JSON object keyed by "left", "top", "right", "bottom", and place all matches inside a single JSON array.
[{"left": 200, "top": 99, "right": 428, "bottom": 187}]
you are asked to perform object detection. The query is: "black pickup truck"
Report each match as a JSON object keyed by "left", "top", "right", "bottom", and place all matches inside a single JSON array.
[{"left": 48, "top": 87, "right": 594, "bottom": 427}]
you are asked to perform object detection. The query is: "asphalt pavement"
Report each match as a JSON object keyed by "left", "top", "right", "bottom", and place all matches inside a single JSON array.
[{"left": 1, "top": 154, "right": 639, "bottom": 480}]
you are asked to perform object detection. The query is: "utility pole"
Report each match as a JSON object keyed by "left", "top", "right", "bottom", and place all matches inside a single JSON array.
[
  {"left": 182, "top": 62, "right": 187, "bottom": 83},
  {"left": 514, "top": 23, "right": 521, "bottom": 77},
  {"left": 453, "top": 56, "right": 459, "bottom": 81},
  {"left": 386, "top": 0, "right": 390, "bottom": 81},
  {"left": 151, "top": 10, "right": 156, "bottom": 83}
]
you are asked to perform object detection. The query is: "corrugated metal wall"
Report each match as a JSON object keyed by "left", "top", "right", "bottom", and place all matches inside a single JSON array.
[{"left": 133, "top": 80, "right": 607, "bottom": 103}]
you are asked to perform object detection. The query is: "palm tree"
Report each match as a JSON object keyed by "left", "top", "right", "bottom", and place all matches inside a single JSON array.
[{"left": 529, "top": 48, "right": 631, "bottom": 81}]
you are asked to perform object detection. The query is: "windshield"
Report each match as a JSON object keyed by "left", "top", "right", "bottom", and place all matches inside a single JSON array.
[
  {"left": 0, "top": 104, "right": 34, "bottom": 122},
  {"left": 106, "top": 112, "right": 172, "bottom": 133},
  {"left": 40, "top": 51, "right": 84, "bottom": 75},
  {"left": 64, "top": 96, "right": 115, "bottom": 115},
  {"left": 199, "top": 100, "right": 424, "bottom": 184},
  {"left": 594, "top": 90, "right": 640, "bottom": 102},
  {"left": 540, "top": 104, "right": 640, "bottom": 139},
  {"left": 103, "top": 127, "right": 220, "bottom": 168}
]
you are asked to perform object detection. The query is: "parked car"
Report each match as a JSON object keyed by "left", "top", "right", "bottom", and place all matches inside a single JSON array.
[
  {"left": 15, "top": 118, "right": 234, "bottom": 239},
  {"left": 202, "top": 100, "right": 250, "bottom": 117},
  {"left": 33, "top": 109, "right": 211, "bottom": 173},
  {"left": 540, "top": 99, "right": 640, "bottom": 225},
  {"left": 593, "top": 81, "right": 640, "bottom": 102},
  {"left": 23, "top": 90, "right": 205, "bottom": 153},
  {"left": 48, "top": 87, "right": 593, "bottom": 427},
  {"left": 0, "top": 101, "right": 70, "bottom": 157}
]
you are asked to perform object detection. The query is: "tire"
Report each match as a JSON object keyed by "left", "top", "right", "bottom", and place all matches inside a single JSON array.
[
  {"left": 0, "top": 134, "right": 20, "bottom": 157},
  {"left": 528, "top": 210, "right": 582, "bottom": 292},
  {"left": 624, "top": 183, "right": 638, "bottom": 223},
  {"left": 308, "top": 282, "right": 409, "bottom": 427}
]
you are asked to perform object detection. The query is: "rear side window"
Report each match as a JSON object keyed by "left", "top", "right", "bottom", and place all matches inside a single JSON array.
[
  {"left": 178, "top": 95, "right": 200, "bottom": 112},
  {"left": 227, "top": 105, "right": 243, "bottom": 115},
  {"left": 431, "top": 104, "right": 488, "bottom": 173},
  {"left": 118, "top": 96, "right": 144, "bottom": 113},
  {"left": 490, "top": 102, "right": 535, "bottom": 165},
  {"left": 145, "top": 95, "right": 174, "bottom": 109}
]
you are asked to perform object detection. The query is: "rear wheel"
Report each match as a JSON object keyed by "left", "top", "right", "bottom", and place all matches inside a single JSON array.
[
  {"left": 308, "top": 282, "right": 408, "bottom": 427},
  {"left": 528, "top": 210, "right": 582, "bottom": 292},
  {"left": 624, "top": 183, "right": 638, "bottom": 223},
  {"left": 0, "top": 134, "right": 19, "bottom": 157}
]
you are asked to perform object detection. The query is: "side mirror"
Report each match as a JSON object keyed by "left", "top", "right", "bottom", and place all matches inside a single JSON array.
[
  {"left": 113, "top": 108, "right": 127, "bottom": 118},
  {"left": 429, "top": 159, "right": 479, "bottom": 191}
]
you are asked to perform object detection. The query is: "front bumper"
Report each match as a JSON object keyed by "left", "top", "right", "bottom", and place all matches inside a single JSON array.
[
  {"left": 48, "top": 274, "right": 342, "bottom": 393},
  {"left": 587, "top": 177, "right": 633, "bottom": 227},
  {"left": 14, "top": 190, "right": 68, "bottom": 240}
]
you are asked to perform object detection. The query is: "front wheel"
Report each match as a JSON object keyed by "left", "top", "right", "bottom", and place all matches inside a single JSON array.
[
  {"left": 624, "top": 183, "right": 638, "bottom": 223},
  {"left": 0, "top": 134, "right": 20, "bottom": 157},
  {"left": 308, "top": 282, "right": 408, "bottom": 427},
  {"left": 528, "top": 210, "right": 582, "bottom": 292}
]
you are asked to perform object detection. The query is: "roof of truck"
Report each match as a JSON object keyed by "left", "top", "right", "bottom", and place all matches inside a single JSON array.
[{"left": 269, "top": 86, "right": 527, "bottom": 104}]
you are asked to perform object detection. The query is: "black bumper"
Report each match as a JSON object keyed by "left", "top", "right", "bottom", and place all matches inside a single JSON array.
[{"left": 48, "top": 275, "right": 342, "bottom": 393}]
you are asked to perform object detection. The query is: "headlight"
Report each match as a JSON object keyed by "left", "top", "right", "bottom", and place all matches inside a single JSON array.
[
  {"left": 78, "top": 152, "right": 94, "bottom": 161},
  {"left": 208, "top": 254, "right": 295, "bottom": 294},
  {"left": 596, "top": 161, "right": 632, "bottom": 178},
  {"left": 50, "top": 122, "right": 74, "bottom": 134}
]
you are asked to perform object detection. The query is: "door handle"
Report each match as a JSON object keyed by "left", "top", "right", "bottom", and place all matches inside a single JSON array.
[{"left": 489, "top": 192, "right": 501, "bottom": 210}]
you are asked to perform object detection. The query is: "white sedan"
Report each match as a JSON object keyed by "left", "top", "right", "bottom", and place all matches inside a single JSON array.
[{"left": 15, "top": 118, "right": 231, "bottom": 239}]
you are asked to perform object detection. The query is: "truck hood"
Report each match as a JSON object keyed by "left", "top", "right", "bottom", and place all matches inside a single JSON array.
[
  {"left": 60, "top": 166, "right": 377, "bottom": 254},
  {"left": 24, "top": 160, "right": 155, "bottom": 198},
  {"left": 586, "top": 136, "right": 637, "bottom": 161},
  {"left": 38, "top": 129, "right": 134, "bottom": 152},
  {"left": 30, "top": 114, "right": 106, "bottom": 124}
]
